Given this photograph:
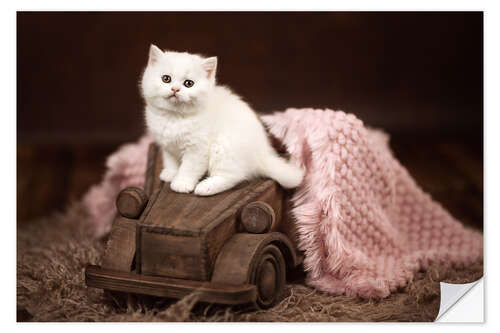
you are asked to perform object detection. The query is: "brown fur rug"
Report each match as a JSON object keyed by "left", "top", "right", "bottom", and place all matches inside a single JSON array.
[{"left": 17, "top": 203, "right": 483, "bottom": 322}]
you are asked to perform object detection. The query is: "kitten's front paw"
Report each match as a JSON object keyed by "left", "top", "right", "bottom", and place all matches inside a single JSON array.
[
  {"left": 159, "top": 168, "right": 177, "bottom": 182},
  {"left": 170, "top": 177, "right": 197, "bottom": 193},
  {"left": 194, "top": 181, "right": 216, "bottom": 196},
  {"left": 194, "top": 177, "right": 227, "bottom": 196}
]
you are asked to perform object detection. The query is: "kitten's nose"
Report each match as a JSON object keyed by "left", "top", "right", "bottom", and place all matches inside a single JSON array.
[{"left": 171, "top": 87, "right": 180, "bottom": 93}]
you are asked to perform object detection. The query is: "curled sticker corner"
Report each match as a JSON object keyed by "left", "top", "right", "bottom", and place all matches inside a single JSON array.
[{"left": 435, "top": 278, "right": 483, "bottom": 321}]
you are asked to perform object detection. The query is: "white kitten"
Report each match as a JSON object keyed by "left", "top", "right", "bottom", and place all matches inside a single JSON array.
[{"left": 141, "top": 44, "right": 304, "bottom": 196}]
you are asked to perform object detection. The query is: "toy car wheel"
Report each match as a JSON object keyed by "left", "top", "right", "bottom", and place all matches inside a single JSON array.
[
  {"left": 116, "top": 187, "right": 148, "bottom": 219},
  {"left": 250, "top": 244, "right": 286, "bottom": 309}
]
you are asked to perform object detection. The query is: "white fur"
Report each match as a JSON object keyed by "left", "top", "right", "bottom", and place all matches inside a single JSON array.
[{"left": 141, "top": 45, "right": 304, "bottom": 196}]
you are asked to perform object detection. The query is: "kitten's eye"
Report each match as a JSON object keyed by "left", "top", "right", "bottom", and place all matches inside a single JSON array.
[
  {"left": 161, "top": 75, "right": 171, "bottom": 83},
  {"left": 183, "top": 80, "right": 194, "bottom": 88}
]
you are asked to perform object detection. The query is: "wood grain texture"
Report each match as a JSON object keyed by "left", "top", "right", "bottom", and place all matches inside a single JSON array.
[
  {"left": 141, "top": 179, "right": 277, "bottom": 233},
  {"left": 140, "top": 232, "right": 203, "bottom": 279},
  {"left": 116, "top": 187, "right": 148, "bottom": 219},
  {"left": 144, "top": 143, "right": 159, "bottom": 197},
  {"left": 211, "top": 232, "right": 298, "bottom": 286},
  {"left": 241, "top": 201, "right": 276, "bottom": 233},
  {"left": 209, "top": 232, "right": 293, "bottom": 307},
  {"left": 136, "top": 178, "right": 284, "bottom": 281},
  {"left": 144, "top": 143, "right": 164, "bottom": 198},
  {"left": 85, "top": 265, "right": 257, "bottom": 305},
  {"left": 251, "top": 244, "right": 286, "bottom": 308},
  {"left": 101, "top": 217, "right": 138, "bottom": 271},
  {"left": 135, "top": 183, "right": 164, "bottom": 275}
]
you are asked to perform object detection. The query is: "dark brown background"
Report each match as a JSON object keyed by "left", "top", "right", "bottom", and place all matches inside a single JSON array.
[
  {"left": 17, "top": 12, "right": 483, "bottom": 230},
  {"left": 18, "top": 12, "right": 483, "bottom": 144}
]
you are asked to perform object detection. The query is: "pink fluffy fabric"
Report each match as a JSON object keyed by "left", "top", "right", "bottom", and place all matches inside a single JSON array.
[
  {"left": 82, "top": 108, "right": 483, "bottom": 298},
  {"left": 262, "top": 108, "right": 483, "bottom": 298}
]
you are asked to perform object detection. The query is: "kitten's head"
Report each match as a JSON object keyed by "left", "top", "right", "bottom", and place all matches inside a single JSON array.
[{"left": 141, "top": 44, "right": 217, "bottom": 113}]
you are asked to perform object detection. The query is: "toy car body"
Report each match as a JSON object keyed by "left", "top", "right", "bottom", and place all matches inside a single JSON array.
[{"left": 85, "top": 144, "right": 302, "bottom": 308}]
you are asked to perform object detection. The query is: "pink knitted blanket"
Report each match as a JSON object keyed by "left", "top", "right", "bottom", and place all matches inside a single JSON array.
[{"left": 83, "top": 108, "right": 483, "bottom": 298}]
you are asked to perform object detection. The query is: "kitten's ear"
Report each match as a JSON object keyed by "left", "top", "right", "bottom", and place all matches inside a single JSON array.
[
  {"left": 202, "top": 57, "right": 218, "bottom": 80},
  {"left": 148, "top": 44, "right": 163, "bottom": 65}
]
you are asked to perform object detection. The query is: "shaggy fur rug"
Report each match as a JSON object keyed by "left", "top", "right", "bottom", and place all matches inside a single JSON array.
[{"left": 17, "top": 203, "right": 483, "bottom": 322}]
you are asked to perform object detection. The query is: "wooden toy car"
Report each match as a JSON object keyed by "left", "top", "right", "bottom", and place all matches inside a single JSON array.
[{"left": 85, "top": 143, "right": 303, "bottom": 308}]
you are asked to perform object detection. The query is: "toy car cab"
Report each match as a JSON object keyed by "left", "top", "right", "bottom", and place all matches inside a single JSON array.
[{"left": 85, "top": 143, "right": 302, "bottom": 308}]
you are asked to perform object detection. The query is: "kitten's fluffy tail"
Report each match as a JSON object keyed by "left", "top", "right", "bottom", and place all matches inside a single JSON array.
[{"left": 260, "top": 154, "right": 305, "bottom": 189}]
